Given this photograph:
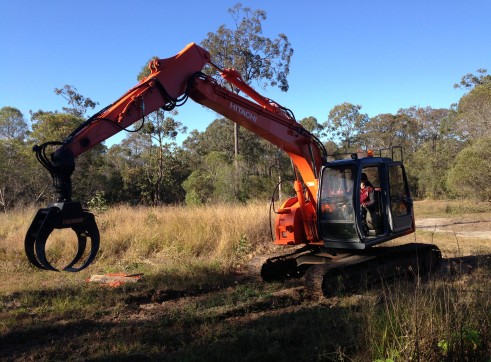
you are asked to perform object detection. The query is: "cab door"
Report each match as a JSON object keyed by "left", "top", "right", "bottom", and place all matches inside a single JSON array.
[
  {"left": 388, "top": 163, "right": 414, "bottom": 233},
  {"left": 318, "top": 165, "right": 358, "bottom": 243}
]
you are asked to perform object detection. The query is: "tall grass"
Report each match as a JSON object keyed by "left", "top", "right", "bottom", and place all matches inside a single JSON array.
[
  {"left": 357, "top": 257, "right": 491, "bottom": 361},
  {"left": 0, "top": 202, "right": 274, "bottom": 288},
  {"left": 1, "top": 201, "right": 490, "bottom": 360},
  {"left": 96, "top": 203, "right": 272, "bottom": 270},
  {"left": 414, "top": 199, "right": 491, "bottom": 217}
]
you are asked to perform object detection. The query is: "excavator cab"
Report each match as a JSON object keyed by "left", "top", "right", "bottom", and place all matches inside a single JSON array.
[{"left": 318, "top": 149, "right": 415, "bottom": 250}]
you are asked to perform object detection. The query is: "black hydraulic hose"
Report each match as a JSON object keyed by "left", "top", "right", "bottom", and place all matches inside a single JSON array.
[
  {"left": 33, "top": 141, "right": 64, "bottom": 177},
  {"left": 62, "top": 72, "right": 203, "bottom": 142},
  {"left": 64, "top": 80, "right": 150, "bottom": 140}
]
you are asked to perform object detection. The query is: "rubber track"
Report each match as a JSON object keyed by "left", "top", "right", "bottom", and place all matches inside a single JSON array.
[
  {"left": 304, "top": 243, "right": 442, "bottom": 298},
  {"left": 259, "top": 245, "right": 316, "bottom": 282}
]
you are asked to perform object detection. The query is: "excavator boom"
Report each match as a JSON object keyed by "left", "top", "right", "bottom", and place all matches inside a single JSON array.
[
  {"left": 26, "top": 43, "right": 324, "bottom": 271},
  {"left": 54, "top": 43, "right": 211, "bottom": 159}
]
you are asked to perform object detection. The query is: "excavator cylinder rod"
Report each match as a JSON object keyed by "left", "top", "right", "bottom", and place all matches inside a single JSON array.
[{"left": 24, "top": 202, "right": 100, "bottom": 272}]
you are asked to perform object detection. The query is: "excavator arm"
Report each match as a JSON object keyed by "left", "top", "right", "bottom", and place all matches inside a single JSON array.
[{"left": 26, "top": 43, "right": 326, "bottom": 272}]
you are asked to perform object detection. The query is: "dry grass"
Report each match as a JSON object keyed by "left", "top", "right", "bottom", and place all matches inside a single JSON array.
[
  {"left": 414, "top": 198, "right": 491, "bottom": 218},
  {"left": 0, "top": 203, "right": 274, "bottom": 293},
  {"left": 94, "top": 203, "right": 273, "bottom": 274},
  {"left": 0, "top": 200, "right": 490, "bottom": 360}
]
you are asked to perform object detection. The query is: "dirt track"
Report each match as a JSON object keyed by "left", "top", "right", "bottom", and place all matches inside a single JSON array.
[{"left": 416, "top": 217, "right": 491, "bottom": 239}]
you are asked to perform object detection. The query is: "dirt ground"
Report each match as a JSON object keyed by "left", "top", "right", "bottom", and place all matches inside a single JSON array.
[{"left": 416, "top": 216, "right": 491, "bottom": 239}]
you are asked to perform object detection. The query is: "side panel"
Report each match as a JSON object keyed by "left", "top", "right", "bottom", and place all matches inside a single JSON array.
[{"left": 274, "top": 198, "right": 306, "bottom": 245}]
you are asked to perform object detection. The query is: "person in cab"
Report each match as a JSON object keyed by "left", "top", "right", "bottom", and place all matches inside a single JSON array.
[{"left": 360, "top": 172, "right": 376, "bottom": 234}]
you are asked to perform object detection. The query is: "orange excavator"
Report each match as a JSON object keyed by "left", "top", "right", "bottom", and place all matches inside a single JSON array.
[{"left": 25, "top": 43, "right": 440, "bottom": 295}]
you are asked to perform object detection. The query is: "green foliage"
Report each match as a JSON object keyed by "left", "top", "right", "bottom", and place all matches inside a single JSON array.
[
  {"left": 447, "top": 137, "right": 491, "bottom": 200},
  {"left": 53, "top": 84, "right": 98, "bottom": 117},
  {"left": 408, "top": 139, "right": 463, "bottom": 198},
  {"left": 105, "top": 131, "right": 190, "bottom": 205},
  {"left": 182, "top": 118, "right": 292, "bottom": 203},
  {"left": 184, "top": 188, "right": 204, "bottom": 206},
  {"left": 0, "top": 106, "right": 28, "bottom": 140},
  {"left": 299, "top": 116, "right": 324, "bottom": 138},
  {"left": 182, "top": 151, "right": 235, "bottom": 205},
  {"left": 455, "top": 82, "right": 491, "bottom": 140},
  {"left": 29, "top": 112, "right": 85, "bottom": 144},
  {"left": 438, "top": 328, "right": 484, "bottom": 359},
  {"left": 361, "top": 111, "right": 420, "bottom": 153},
  {"left": 183, "top": 171, "right": 211, "bottom": 205},
  {"left": 2, "top": 35, "right": 491, "bottom": 208},
  {"left": 86, "top": 191, "right": 109, "bottom": 213},
  {"left": 201, "top": 3, "right": 293, "bottom": 91},
  {"left": 324, "top": 102, "right": 369, "bottom": 150},
  {"left": 0, "top": 139, "right": 39, "bottom": 210},
  {"left": 453, "top": 68, "right": 491, "bottom": 90}
]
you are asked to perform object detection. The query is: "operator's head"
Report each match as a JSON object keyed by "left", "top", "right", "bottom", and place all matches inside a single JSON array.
[{"left": 361, "top": 173, "right": 368, "bottom": 187}]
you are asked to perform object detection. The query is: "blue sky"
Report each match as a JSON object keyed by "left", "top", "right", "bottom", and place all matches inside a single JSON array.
[{"left": 1, "top": 0, "right": 490, "bottom": 145}]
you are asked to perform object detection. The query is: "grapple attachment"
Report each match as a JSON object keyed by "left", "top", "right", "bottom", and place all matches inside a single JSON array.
[{"left": 25, "top": 202, "right": 100, "bottom": 272}]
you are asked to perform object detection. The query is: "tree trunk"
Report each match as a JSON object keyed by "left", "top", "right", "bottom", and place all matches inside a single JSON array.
[{"left": 234, "top": 123, "right": 240, "bottom": 197}]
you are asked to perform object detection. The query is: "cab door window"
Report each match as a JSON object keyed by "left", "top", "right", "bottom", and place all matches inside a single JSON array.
[
  {"left": 388, "top": 164, "right": 413, "bottom": 232},
  {"left": 319, "top": 166, "right": 357, "bottom": 241}
]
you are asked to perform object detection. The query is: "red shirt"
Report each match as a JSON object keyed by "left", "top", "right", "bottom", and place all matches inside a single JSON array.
[{"left": 360, "top": 184, "right": 375, "bottom": 208}]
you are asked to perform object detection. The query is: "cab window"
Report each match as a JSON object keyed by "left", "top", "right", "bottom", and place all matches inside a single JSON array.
[
  {"left": 319, "top": 166, "right": 357, "bottom": 240},
  {"left": 389, "top": 164, "right": 409, "bottom": 216}
]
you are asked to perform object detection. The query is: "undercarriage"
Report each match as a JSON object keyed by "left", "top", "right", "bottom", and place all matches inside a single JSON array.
[{"left": 255, "top": 243, "right": 442, "bottom": 298}]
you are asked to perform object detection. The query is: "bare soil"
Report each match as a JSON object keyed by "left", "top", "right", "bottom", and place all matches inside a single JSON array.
[{"left": 416, "top": 216, "right": 491, "bottom": 239}]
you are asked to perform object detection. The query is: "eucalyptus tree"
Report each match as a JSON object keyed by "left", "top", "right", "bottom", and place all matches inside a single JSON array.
[
  {"left": 0, "top": 106, "right": 28, "bottom": 140},
  {"left": 299, "top": 116, "right": 324, "bottom": 139},
  {"left": 359, "top": 113, "right": 418, "bottom": 151},
  {"left": 455, "top": 82, "right": 491, "bottom": 141},
  {"left": 106, "top": 59, "right": 191, "bottom": 205},
  {"left": 54, "top": 85, "right": 98, "bottom": 118},
  {"left": 324, "top": 102, "right": 369, "bottom": 151},
  {"left": 0, "top": 107, "right": 30, "bottom": 209},
  {"left": 453, "top": 68, "right": 491, "bottom": 91},
  {"left": 200, "top": 2, "right": 294, "bottom": 197}
]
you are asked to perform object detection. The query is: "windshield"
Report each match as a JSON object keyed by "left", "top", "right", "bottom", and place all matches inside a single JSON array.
[{"left": 319, "top": 166, "right": 357, "bottom": 241}]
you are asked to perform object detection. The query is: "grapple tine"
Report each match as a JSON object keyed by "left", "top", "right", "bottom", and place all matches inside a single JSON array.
[
  {"left": 63, "top": 215, "right": 100, "bottom": 272},
  {"left": 34, "top": 220, "right": 60, "bottom": 271},
  {"left": 62, "top": 229, "right": 87, "bottom": 271},
  {"left": 25, "top": 208, "right": 59, "bottom": 270}
]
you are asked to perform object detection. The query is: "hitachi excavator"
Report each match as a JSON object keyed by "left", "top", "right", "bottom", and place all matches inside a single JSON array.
[{"left": 25, "top": 43, "right": 441, "bottom": 296}]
